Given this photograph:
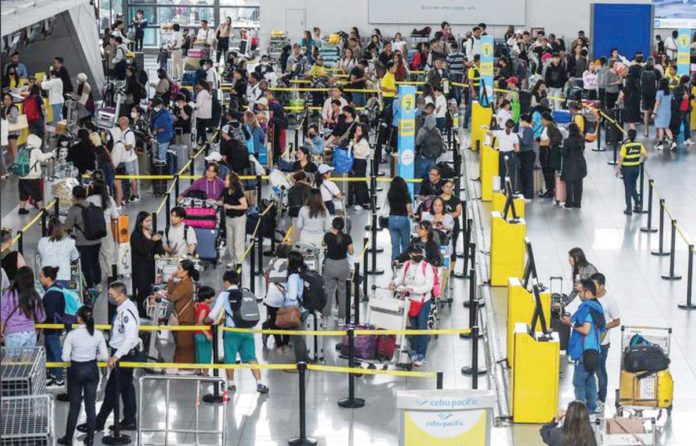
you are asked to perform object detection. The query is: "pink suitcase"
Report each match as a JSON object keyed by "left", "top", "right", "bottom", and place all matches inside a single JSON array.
[
  {"left": 554, "top": 172, "right": 566, "bottom": 204},
  {"left": 183, "top": 207, "right": 218, "bottom": 229},
  {"left": 187, "top": 49, "right": 203, "bottom": 58}
]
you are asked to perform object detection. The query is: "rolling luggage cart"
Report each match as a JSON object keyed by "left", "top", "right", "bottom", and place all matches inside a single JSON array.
[
  {"left": 143, "top": 288, "right": 175, "bottom": 367},
  {"left": 1, "top": 347, "right": 47, "bottom": 397},
  {"left": 600, "top": 416, "right": 657, "bottom": 446},
  {"left": 0, "top": 395, "right": 54, "bottom": 445},
  {"left": 615, "top": 325, "right": 673, "bottom": 420}
]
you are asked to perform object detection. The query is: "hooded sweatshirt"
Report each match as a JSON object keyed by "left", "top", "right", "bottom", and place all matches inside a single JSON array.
[{"left": 568, "top": 298, "right": 606, "bottom": 361}]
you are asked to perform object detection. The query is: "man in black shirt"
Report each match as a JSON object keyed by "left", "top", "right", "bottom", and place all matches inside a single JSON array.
[
  {"left": 419, "top": 166, "right": 445, "bottom": 198},
  {"left": 173, "top": 94, "right": 193, "bottom": 145},
  {"left": 52, "top": 56, "right": 74, "bottom": 94},
  {"left": 219, "top": 124, "right": 249, "bottom": 174},
  {"left": 325, "top": 106, "right": 357, "bottom": 149},
  {"left": 349, "top": 60, "right": 368, "bottom": 106}
]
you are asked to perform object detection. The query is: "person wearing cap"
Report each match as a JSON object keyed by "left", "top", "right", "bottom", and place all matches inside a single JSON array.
[
  {"left": 150, "top": 97, "right": 174, "bottom": 162},
  {"left": 315, "top": 164, "right": 343, "bottom": 215},
  {"left": 388, "top": 243, "right": 436, "bottom": 367},
  {"left": 180, "top": 162, "right": 224, "bottom": 201},
  {"left": 74, "top": 73, "right": 95, "bottom": 124},
  {"left": 202, "top": 151, "right": 227, "bottom": 177},
  {"left": 17, "top": 135, "right": 56, "bottom": 215}
]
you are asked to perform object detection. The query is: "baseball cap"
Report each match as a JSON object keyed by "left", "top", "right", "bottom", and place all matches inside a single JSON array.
[
  {"left": 317, "top": 164, "right": 334, "bottom": 175},
  {"left": 204, "top": 152, "right": 222, "bottom": 162}
]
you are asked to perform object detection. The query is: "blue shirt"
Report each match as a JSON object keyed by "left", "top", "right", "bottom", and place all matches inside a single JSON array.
[
  {"left": 568, "top": 299, "right": 605, "bottom": 361},
  {"left": 285, "top": 273, "right": 304, "bottom": 309},
  {"left": 151, "top": 108, "right": 174, "bottom": 143}
]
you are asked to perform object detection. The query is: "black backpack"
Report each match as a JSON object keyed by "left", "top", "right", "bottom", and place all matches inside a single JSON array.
[
  {"left": 623, "top": 344, "right": 670, "bottom": 376},
  {"left": 300, "top": 270, "right": 327, "bottom": 313},
  {"left": 226, "top": 289, "right": 261, "bottom": 328},
  {"left": 77, "top": 203, "right": 107, "bottom": 241},
  {"left": 419, "top": 128, "right": 444, "bottom": 159}
]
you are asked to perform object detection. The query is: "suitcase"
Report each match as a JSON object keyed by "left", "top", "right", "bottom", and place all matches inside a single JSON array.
[
  {"left": 152, "top": 160, "right": 168, "bottom": 196},
  {"left": 533, "top": 167, "right": 544, "bottom": 195},
  {"left": 554, "top": 172, "right": 566, "bottom": 204},
  {"left": 375, "top": 334, "right": 396, "bottom": 361},
  {"left": 170, "top": 144, "right": 189, "bottom": 173},
  {"left": 193, "top": 227, "right": 219, "bottom": 263},
  {"left": 111, "top": 215, "right": 130, "bottom": 244},
  {"left": 304, "top": 311, "right": 325, "bottom": 362},
  {"left": 182, "top": 71, "right": 197, "bottom": 86},
  {"left": 551, "top": 313, "right": 570, "bottom": 351},
  {"left": 339, "top": 324, "right": 377, "bottom": 360},
  {"left": 187, "top": 49, "right": 203, "bottom": 58},
  {"left": 183, "top": 207, "right": 218, "bottom": 229},
  {"left": 552, "top": 110, "right": 572, "bottom": 124},
  {"left": 166, "top": 150, "right": 178, "bottom": 175},
  {"left": 619, "top": 369, "right": 673, "bottom": 408}
]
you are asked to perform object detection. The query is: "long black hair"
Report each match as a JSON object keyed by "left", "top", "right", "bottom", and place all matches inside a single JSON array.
[
  {"left": 77, "top": 305, "right": 96, "bottom": 336},
  {"left": 133, "top": 211, "right": 151, "bottom": 235},
  {"left": 569, "top": 247, "right": 590, "bottom": 276},
  {"left": 286, "top": 250, "right": 307, "bottom": 277},
  {"left": 88, "top": 178, "right": 111, "bottom": 209},
  {"left": 331, "top": 217, "right": 346, "bottom": 247},
  {"left": 10, "top": 267, "right": 42, "bottom": 321},
  {"left": 387, "top": 176, "right": 410, "bottom": 203},
  {"left": 41, "top": 266, "right": 59, "bottom": 283},
  {"left": 180, "top": 259, "right": 200, "bottom": 282}
]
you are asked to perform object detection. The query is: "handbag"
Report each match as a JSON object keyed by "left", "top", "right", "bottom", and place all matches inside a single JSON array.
[
  {"left": 275, "top": 306, "right": 301, "bottom": 328},
  {"left": 408, "top": 297, "right": 425, "bottom": 317},
  {"left": 168, "top": 301, "right": 192, "bottom": 326},
  {"left": 7, "top": 114, "right": 28, "bottom": 132},
  {"left": 333, "top": 146, "right": 354, "bottom": 174}
]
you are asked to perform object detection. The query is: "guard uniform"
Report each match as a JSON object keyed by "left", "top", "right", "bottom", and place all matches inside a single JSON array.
[
  {"left": 95, "top": 299, "right": 141, "bottom": 429},
  {"left": 619, "top": 142, "right": 645, "bottom": 212}
]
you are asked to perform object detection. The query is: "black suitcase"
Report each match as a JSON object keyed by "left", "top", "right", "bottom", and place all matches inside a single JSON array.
[
  {"left": 549, "top": 276, "right": 570, "bottom": 351},
  {"left": 152, "top": 160, "right": 168, "bottom": 196},
  {"left": 551, "top": 313, "right": 570, "bottom": 351}
]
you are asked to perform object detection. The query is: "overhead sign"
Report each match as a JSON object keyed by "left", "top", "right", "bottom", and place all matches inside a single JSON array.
[
  {"left": 368, "top": 0, "right": 526, "bottom": 25},
  {"left": 397, "top": 389, "right": 495, "bottom": 446},
  {"left": 397, "top": 85, "right": 416, "bottom": 198},
  {"left": 677, "top": 28, "right": 692, "bottom": 76},
  {"left": 479, "top": 36, "right": 495, "bottom": 107}
]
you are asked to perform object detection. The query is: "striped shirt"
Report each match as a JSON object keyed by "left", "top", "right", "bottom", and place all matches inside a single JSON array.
[{"left": 446, "top": 51, "right": 466, "bottom": 75}]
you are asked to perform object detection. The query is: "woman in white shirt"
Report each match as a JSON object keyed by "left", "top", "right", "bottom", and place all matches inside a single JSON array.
[
  {"left": 58, "top": 306, "right": 108, "bottom": 446},
  {"left": 315, "top": 164, "right": 343, "bottom": 215},
  {"left": 194, "top": 80, "right": 213, "bottom": 144},
  {"left": 297, "top": 189, "right": 331, "bottom": 250},
  {"left": 41, "top": 71, "right": 64, "bottom": 126},
  {"left": 338, "top": 48, "right": 357, "bottom": 75},
  {"left": 392, "top": 33, "right": 408, "bottom": 58},
  {"left": 349, "top": 123, "right": 371, "bottom": 209},
  {"left": 37, "top": 218, "right": 80, "bottom": 287}
]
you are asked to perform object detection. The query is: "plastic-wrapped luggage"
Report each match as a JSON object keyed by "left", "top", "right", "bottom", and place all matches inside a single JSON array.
[
  {"left": 178, "top": 197, "right": 220, "bottom": 228},
  {"left": 50, "top": 178, "right": 79, "bottom": 215}
]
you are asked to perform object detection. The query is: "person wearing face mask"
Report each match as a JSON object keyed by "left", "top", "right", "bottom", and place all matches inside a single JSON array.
[
  {"left": 149, "top": 97, "right": 174, "bottom": 163},
  {"left": 193, "top": 80, "right": 213, "bottom": 144},
  {"left": 254, "top": 54, "right": 274, "bottom": 80},
  {"left": 77, "top": 282, "right": 140, "bottom": 434},
  {"left": 388, "top": 244, "right": 436, "bottom": 367},
  {"left": 73, "top": 73, "right": 95, "bottom": 124}
]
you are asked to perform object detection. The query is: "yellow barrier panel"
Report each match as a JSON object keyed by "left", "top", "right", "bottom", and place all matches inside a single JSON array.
[
  {"left": 221, "top": 327, "right": 346, "bottom": 336},
  {"left": 506, "top": 278, "right": 551, "bottom": 367},
  {"left": 470, "top": 102, "right": 492, "bottom": 152},
  {"left": 489, "top": 212, "right": 526, "bottom": 287},
  {"left": 492, "top": 192, "right": 525, "bottom": 218},
  {"left": 479, "top": 144, "right": 499, "bottom": 202},
  {"left": 307, "top": 364, "right": 437, "bottom": 378}
]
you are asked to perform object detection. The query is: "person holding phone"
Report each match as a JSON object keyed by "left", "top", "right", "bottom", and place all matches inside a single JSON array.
[{"left": 130, "top": 212, "right": 164, "bottom": 317}]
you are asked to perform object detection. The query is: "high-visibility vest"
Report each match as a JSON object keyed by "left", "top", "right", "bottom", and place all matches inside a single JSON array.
[
  {"left": 468, "top": 65, "right": 480, "bottom": 88},
  {"left": 621, "top": 142, "right": 643, "bottom": 167}
]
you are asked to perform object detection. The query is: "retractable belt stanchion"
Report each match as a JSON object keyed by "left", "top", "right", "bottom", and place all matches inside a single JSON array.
[
  {"left": 256, "top": 174, "right": 263, "bottom": 207},
  {"left": 17, "top": 231, "right": 23, "bottom": 256},
  {"left": 288, "top": 362, "right": 317, "bottom": 446},
  {"left": 453, "top": 219, "right": 473, "bottom": 279},
  {"left": 651, "top": 199, "right": 669, "bottom": 256},
  {"left": 362, "top": 236, "right": 369, "bottom": 304},
  {"left": 189, "top": 158, "right": 195, "bottom": 185},
  {"left": 461, "top": 265, "right": 483, "bottom": 339},
  {"left": 257, "top": 232, "right": 264, "bottom": 278},
  {"left": 456, "top": 205, "right": 468, "bottom": 259},
  {"left": 174, "top": 174, "right": 180, "bottom": 200},
  {"left": 345, "top": 278, "right": 352, "bottom": 324},
  {"left": 437, "top": 371, "right": 444, "bottom": 390},
  {"left": 41, "top": 210, "right": 48, "bottom": 236},
  {"left": 640, "top": 180, "right": 658, "bottom": 233},
  {"left": 203, "top": 325, "right": 225, "bottom": 403},
  {"left": 461, "top": 297, "right": 486, "bottom": 380},
  {"left": 353, "top": 262, "right": 361, "bottom": 324},
  {"left": 249, "top": 238, "right": 257, "bottom": 294},
  {"left": 463, "top": 243, "right": 484, "bottom": 307},
  {"left": 165, "top": 192, "right": 171, "bottom": 228},
  {"left": 679, "top": 246, "right": 696, "bottom": 310},
  {"left": 637, "top": 165, "right": 647, "bottom": 213},
  {"left": 367, "top": 212, "right": 384, "bottom": 275},
  {"left": 151, "top": 212, "right": 158, "bottom": 233},
  {"left": 661, "top": 219, "right": 682, "bottom": 281},
  {"left": 592, "top": 113, "right": 605, "bottom": 152},
  {"left": 338, "top": 327, "right": 365, "bottom": 409},
  {"left": 54, "top": 198, "right": 60, "bottom": 218},
  {"left": 101, "top": 363, "right": 131, "bottom": 445}
]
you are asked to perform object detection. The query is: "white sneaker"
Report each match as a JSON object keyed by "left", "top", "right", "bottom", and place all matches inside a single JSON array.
[
  {"left": 685, "top": 139, "right": 695, "bottom": 146},
  {"left": 595, "top": 400, "right": 605, "bottom": 413},
  {"left": 353, "top": 205, "right": 363, "bottom": 211},
  {"left": 670, "top": 141, "right": 677, "bottom": 151},
  {"left": 413, "top": 356, "right": 426, "bottom": 367},
  {"left": 654, "top": 144, "right": 663, "bottom": 151}
]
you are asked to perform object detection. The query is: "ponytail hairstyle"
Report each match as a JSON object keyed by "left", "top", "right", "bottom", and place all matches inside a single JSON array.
[
  {"left": 41, "top": 266, "right": 59, "bottom": 283},
  {"left": 331, "top": 217, "right": 346, "bottom": 246},
  {"left": 180, "top": 259, "right": 200, "bottom": 282},
  {"left": 77, "top": 305, "right": 96, "bottom": 336}
]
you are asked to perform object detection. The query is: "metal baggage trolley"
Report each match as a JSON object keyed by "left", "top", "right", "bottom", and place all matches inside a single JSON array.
[
  {"left": 365, "top": 292, "right": 412, "bottom": 371},
  {"left": 600, "top": 416, "right": 658, "bottom": 446},
  {"left": 615, "top": 325, "right": 673, "bottom": 420}
]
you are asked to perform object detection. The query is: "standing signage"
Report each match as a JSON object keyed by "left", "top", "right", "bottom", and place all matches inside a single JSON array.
[
  {"left": 397, "top": 389, "right": 495, "bottom": 446},
  {"left": 397, "top": 85, "right": 416, "bottom": 197},
  {"left": 677, "top": 28, "right": 691, "bottom": 76},
  {"left": 479, "top": 36, "right": 495, "bottom": 107}
]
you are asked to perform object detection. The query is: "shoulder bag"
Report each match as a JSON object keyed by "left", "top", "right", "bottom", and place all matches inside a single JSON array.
[{"left": 275, "top": 287, "right": 301, "bottom": 329}]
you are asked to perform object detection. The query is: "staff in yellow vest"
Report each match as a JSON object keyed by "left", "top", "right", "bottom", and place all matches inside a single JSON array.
[{"left": 615, "top": 129, "right": 647, "bottom": 215}]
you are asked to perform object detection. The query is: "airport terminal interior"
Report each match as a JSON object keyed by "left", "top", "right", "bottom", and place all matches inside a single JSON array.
[{"left": 1, "top": 0, "right": 696, "bottom": 445}]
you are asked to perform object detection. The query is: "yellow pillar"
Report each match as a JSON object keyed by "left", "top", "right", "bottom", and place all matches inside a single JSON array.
[
  {"left": 511, "top": 323, "right": 560, "bottom": 423},
  {"left": 492, "top": 191, "right": 526, "bottom": 218},
  {"left": 489, "top": 212, "right": 526, "bottom": 287},
  {"left": 506, "top": 278, "right": 551, "bottom": 367},
  {"left": 470, "top": 101, "right": 492, "bottom": 152},
  {"left": 480, "top": 144, "right": 498, "bottom": 202}
]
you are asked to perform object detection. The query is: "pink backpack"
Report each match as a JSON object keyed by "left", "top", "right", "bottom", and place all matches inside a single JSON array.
[{"left": 403, "top": 261, "right": 440, "bottom": 299}]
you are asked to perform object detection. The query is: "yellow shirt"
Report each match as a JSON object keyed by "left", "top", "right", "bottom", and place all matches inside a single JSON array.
[
  {"left": 381, "top": 72, "right": 396, "bottom": 98},
  {"left": 308, "top": 65, "right": 327, "bottom": 79},
  {"left": 572, "top": 113, "right": 585, "bottom": 134},
  {"left": 467, "top": 65, "right": 480, "bottom": 88}
]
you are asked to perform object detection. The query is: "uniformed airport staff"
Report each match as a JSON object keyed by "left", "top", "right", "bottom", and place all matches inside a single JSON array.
[
  {"left": 615, "top": 129, "right": 647, "bottom": 216},
  {"left": 77, "top": 282, "right": 140, "bottom": 434},
  {"left": 58, "top": 306, "right": 108, "bottom": 446}
]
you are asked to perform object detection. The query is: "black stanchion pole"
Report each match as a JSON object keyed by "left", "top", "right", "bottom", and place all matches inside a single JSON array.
[
  {"left": 362, "top": 237, "right": 369, "bottom": 303},
  {"left": 250, "top": 238, "right": 256, "bottom": 294},
  {"left": 679, "top": 246, "right": 695, "bottom": 310},
  {"left": 457, "top": 207, "right": 468, "bottom": 259},
  {"left": 257, "top": 234, "right": 264, "bottom": 274},
  {"left": 640, "top": 180, "right": 658, "bottom": 233},
  {"left": 365, "top": 174, "right": 383, "bottom": 231},
  {"left": 288, "top": 362, "right": 317, "bottom": 446},
  {"left": 651, "top": 200, "right": 669, "bottom": 256},
  {"left": 353, "top": 262, "right": 361, "bottom": 324},
  {"left": 256, "top": 174, "right": 263, "bottom": 207},
  {"left": 189, "top": 157, "right": 195, "bottom": 185},
  {"left": 165, "top": 193, "right": 171, "bottom": 228},
  {"left": 637, "top": 165, "right": 647, "bottom": 213},
  {"left": 367, "top": 216, "right": 384, "bottom": 275},
  {"left": 345, "top": 278, "right": 352, "bottom": 324},
  {"left": 608, "top": 140, "right": 618, "bottom": 166},
  {"left": 462, "top": 242, "right": 483, "bottom": 308},
  {"left": 109, "top": 265, "right": 118, "bottom": 322},
  {"left": 151, "top": 212, "right": 158, "bottom": 234},
  {"left": 203, "top": 325, "right": 225, "bottom": 403},
  {"left": 101, "top": 363, "right": 131, "bottom": 445},
  {"left": 338, "top": 328, "right": 365, "bottom": 408},
  {"left": 17, "top": 231, "right": 24, "bottom": 256},
  {"left": 661, "top": 220, "right": 682, "bottom": 281},
  {"left": 453, "top": 219, "right": 472, "bottom": 279},
  {"left": 461, "top": 300, "right": 487, "bottom": 378},
  {"left": 54, "top": 198, "right": 60, "bottom": 218},
  {"left": 41, "top": 210, "right": 47, "bottom": 236},
  {"left": 436, "top": 371, "right": 444, "bottom": 389},
  {"left": 592, "top": 114, "right": 605, "bottom": 152},
  {"left": 461, "top": 268, "right": 479, "bottom": 338},
  {"left": 174, "top": 175, "right": 180, "bottom": 199}
]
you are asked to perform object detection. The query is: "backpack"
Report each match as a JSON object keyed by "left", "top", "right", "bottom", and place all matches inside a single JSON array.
[
  {"left": 9, "top": 146, "right": 32, "bottom": 177},
  {"left": 299, "top": 270, "right": 327, "bottom": 312},
  {"left": 226, "top": 289, "right": 261, "bottom": 328},
  {"left": 77, "top": 203, "right": 107, "bottom": 241},
  {"left": 403, "top": 261, "right": 440, "bottom": 299},
  {"left": 48, "top": 286, "right": 80, "bottom": 325},
  {"left": 623, "top": 344, "right": 670, "bottom": 376},
  {"left": 419, "top": 128, "right": 444, "bottom": 159},
  {"left": 23, "top": 97, "right": 41, "bottom": 121}
]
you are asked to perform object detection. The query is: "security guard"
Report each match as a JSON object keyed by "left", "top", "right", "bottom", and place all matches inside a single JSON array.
[
  {"left": 464, "top": 54, "right": 481, "bottom": 129},
  {"left": 77, "top": 282, "right": 141, "bottom": 433},
  {"left": 616, "top": 129, "right": 647, "bottom": 215}
]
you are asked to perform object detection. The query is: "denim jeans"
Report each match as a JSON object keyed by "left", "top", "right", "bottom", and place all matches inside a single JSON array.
[
  {"left": 64, "top": 361, "right": 99, "bottom": 441},
  {"left": 4, "top": 330, "right": 37, "bottom": 354},
  {"left": 388, "top": 215, "right": 411, "bottom": 262},
  {"left": 463, "top": 92, "right": 473, "bottom": 129},
  {"left": 597, "top": 344, "right": 610, "bottom": 402},
  {"left": 409, "top": 299, "right": 432, "bottom": 358},
  {"left": 52, "top": 103, "right": 63, "bottom": 126},
  {"left": 622, "top": 166, "right": 640, "bottom": 210},
  {"left": 156, "top": 141, "right": 170, "bottom": 163},
  {"left": 77, "top": 244, "right": 102, "bottom": 289},
  {"left": 573, "top": 359, "right": 598, "bottom": 412},
  {"left": 352, "top": 92, "right": 366, "bottom": 107},
  {"left": 681, "top": 112, "right": 691, "bottom": 140},
  {"left": 45, "top": 333, "right": 64, "bottom": 380}
]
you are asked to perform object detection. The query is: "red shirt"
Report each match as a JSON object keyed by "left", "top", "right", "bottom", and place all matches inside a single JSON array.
[{"left": 195, "top": 302, "right": 211, "bottom": 335}]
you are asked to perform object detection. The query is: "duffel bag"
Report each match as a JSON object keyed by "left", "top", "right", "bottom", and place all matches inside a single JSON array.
[
  {"left": 623, "top": 344, "right": 670, "bottom": 374},
  {"left": 340, "top": 324, "right": 377, "bottom": 360}
]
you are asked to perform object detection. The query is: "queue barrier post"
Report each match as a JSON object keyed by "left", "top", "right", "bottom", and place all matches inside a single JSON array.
[
  {"left": 54, "top": 198, "right": 60, "bottom": 218},
  {"left": 189, "top": 158, "right": 195, "bottom": 185},
  {"left": 41, "top": 209, "right": 48, "bottom": 237},
  {"left": 679, "top": 246, "right": 696, "bottom": 310},
  {"left": 436, "top": 371, "right": 444, "bottom": 390},
  {"left": 353, "top": 262, "right": 361, "bottom": 324},
  {"left": 461, "top": 298, "right": 487, "bottom": 381},
  {"left": 661, "top": 219, "right": 682, "bottom": 281},
  {"left": 17, "top": 231, "right": 23, "bottom": 256},
  {"left": 101, "top": 363, "right": 131, "bottom": 445},
  {"left": 592, "top": 114, "right": 605, "bottom": 152},
  {"left": 337, "top": 328, "right": 365, "bottom": 409},
  {"left": 456, "top": 206, "right": 468, "bottom": 259},
  {"left": 345, "top": 278, "right": 352, "bottom": 324},
  {"left": 462, "top": 243, "right": 483, "bottom": 308},
  {"left": 362, "top": 236, "right": 369, "bottom": 305},
  {"left": 256, "top": 174, "right": 263, "bottom": 207},
  {"left": 461, "top": 265, "right": 482, "bottom": 337},
  {"left": 288, "top": 362, "right": 317, "bottom": 446},
  {"left": 174, "top": 175, "right": 180, "bottom": 200},
  {"left": 453, "top": 218, "right": 472, "bottom": 279},
  {"left": 151, "top": 212, "right": 158, "bottom": 234},
  {"left": 651, "top": 199, "right": 669, "bottom": 256},
  {"left": 608, "top": 139, "right": 619, "bottom": 166},
  {"left": 640, "top": 180, "right": 658, "bottom": 233},
  {"left": 638, "top": 165, "right": 647, "bottom": 213},
  {"left": 250, "top": 237, "right": 257, "bottom": 294},
  {"left": 165, "top": 192, "right": 172, "bottom": 229},
  {"left": 257, "top": 233, "right": 264, "bottom": 277},
  {"left": 367, "top": 213, "right": 384, "bottom": 275},
  {"left": 202, "top": 325, "right": 225, "bottom": 404}
]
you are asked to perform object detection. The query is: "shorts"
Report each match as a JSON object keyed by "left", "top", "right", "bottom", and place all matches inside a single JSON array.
[
  {"left": 223, "top": 331, "right": 257, "bottom": 363},
  {"left": 641, "top": 96, "right": 655, "bottom": 112},
  {"left": 115, "top": 163, "right": 127, "bottom": 175},
  {"left": 124, "top": 160, "right": 139, "bottom": 175},
  {"left": 18, "top": 179, "right": 42, "bottom": 201},
  {"left": 7, "top": 134, "right": 19, "bottom": 140}
]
